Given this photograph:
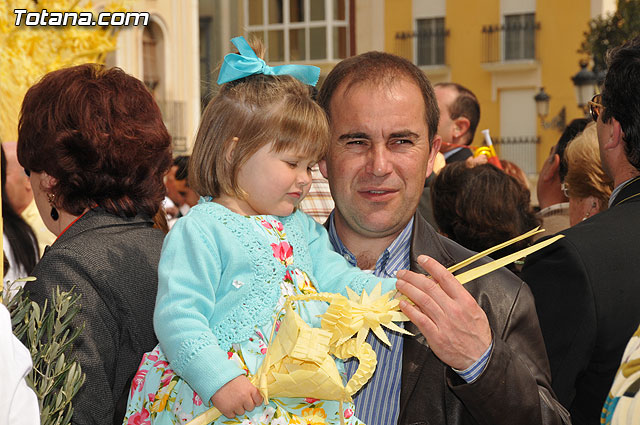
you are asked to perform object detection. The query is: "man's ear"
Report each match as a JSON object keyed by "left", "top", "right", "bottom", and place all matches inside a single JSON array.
[
  {"left": 541, "top": 153, "right": 560, "bottom": 182},
  {"left": 318, "top": 158, "right": 329, "bottom": 179},
  {"left": 453, "top": 117, "right": 471, "bottom": 139},
  {"left": 426, "top": 135, "right": 443, "bottom": 178},
  {"left": 602, "top": 117, "right": 624, "bottom": 150}
]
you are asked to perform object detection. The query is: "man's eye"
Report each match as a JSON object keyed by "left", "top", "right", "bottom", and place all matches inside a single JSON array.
[
  {"left": 346, "top": 140, "right": 365, "bottom": 145},
  {"left": 395, "top": 139, "right": 413, "bottom": 145}
]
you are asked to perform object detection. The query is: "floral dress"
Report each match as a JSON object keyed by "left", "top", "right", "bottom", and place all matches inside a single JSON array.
[{"left": 123, "top": 215, "right": 363, "bottom": 425}]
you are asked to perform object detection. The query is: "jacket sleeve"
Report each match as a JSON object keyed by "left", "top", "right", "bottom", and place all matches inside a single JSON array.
[
  {"left": 298, "top": 211, "right": 397, "bottom": 295},
  {"left": 448, "top": 281, "right": 571, "bottom": 425},
  {"left": 522, "top": 237, "right": 596, "bottom": 408},
  {"left": 154, "top": 216, "right": 245, "bottom": 404},
  {"left": 25, "top": 248, "right": 120, "bottom": 425}
]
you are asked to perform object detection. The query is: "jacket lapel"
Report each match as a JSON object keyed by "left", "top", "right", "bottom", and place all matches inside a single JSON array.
[{"left": 399, "top": 213, "right": 457, "bottom": 417}]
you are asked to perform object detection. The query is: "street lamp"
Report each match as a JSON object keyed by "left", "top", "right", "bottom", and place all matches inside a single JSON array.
[
  {"left": 571, "top": 60, "right": 598, "bottom": 113},
  {"left": 534, "top": 87, "right": 566, "bottom": 131}
]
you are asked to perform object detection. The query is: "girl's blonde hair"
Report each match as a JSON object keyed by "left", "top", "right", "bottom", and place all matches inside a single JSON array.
[
  {"left": 189, "top": 40, "right": 329, "bottom": 199},
  {"left": 565, "top": 122, "right": 614, "bottom": 206}
]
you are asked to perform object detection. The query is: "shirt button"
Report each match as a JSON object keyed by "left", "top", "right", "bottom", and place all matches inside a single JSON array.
[{"left": 343, "top": 254, "right": 350, "bottom": 260}]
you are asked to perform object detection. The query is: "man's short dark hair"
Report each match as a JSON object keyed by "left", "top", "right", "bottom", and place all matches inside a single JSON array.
[
  {"left": 173, "top": 155, "right": 190, "bottom": 181},
  {"left": 601, "top": 36, "right": 640, "bottom": 171},
  {"left": 317, "top": 51, "right": 439, "bottom": 147},
  {"left": 435, "top": 82, "right": 480, "bottom": 145},
  {"left": 557, "top": 118, "right": 589, "bottom": 182}
]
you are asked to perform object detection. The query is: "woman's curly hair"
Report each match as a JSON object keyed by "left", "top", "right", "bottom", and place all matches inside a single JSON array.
[{"left": 18, "top": 63, "right": 172, "bottom": 218}]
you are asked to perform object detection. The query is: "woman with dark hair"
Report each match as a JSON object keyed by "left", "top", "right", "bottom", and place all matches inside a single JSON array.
[
  {"left": 17, "top": 64, "right": 172, "bottom": 425},
  {"left": 431, "top": 162, "right": 540, "bottom": 275},
  {"left": 1, "top": 145, "right": 39, "bottom": 296}
]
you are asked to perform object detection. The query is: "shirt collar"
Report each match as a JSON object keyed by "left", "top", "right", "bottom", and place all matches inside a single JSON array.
[
  {"left": 327, "top": 212, "right": 413, "bottom": 278},
  {"left": 609, "top": 176, "right": 640, "bottom": 208},
  {"left": 443, "top": 146, "right": 464, "bottom": 160}
]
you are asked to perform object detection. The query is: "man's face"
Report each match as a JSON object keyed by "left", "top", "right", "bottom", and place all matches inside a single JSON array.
[
  {"left": 165, "top": 165, "right": 186, "bottom": 206},
  {"left": 434, "top": 85, "right": 457, "bottom": 152},
  {"left": 174, "top": 178, "right": 199, "bottom": 207},
  {"left": 320, "top": 78, "right": 441, "bottom": 240}
]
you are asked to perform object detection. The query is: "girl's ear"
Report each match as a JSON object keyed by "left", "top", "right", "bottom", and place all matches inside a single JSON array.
[{"left": 225, "top": 137, "right": 239, "bottom": 163}]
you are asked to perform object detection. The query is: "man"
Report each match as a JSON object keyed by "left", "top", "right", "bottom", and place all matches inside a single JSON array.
[
  {"left": 522, "top": 37, "right": 640, "bottom": 425},
  {"left": 434, "top": 82, "right": 480, "bottom": 163},
  {"left": 534, "top": 118, "right": 589, "bottom": 240},
  {"left": 172, "top": 155, "right": 199, "bottom": 210},
  {"left": 417, "top": 83, "right": 480, "bottom": 225},
  {"left": 317, "top": 51, "right": 568, "bottom": 424},
  {"left": 3, "top": 141, "right": 55, "bottom": 254},
  {"left": 164, "top": 155, "right": 198, "bottom": 227}
]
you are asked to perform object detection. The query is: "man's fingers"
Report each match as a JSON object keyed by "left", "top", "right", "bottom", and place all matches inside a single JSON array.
[
  {"left": 396, "top": 274, "right": 446, "bottom": 324},
  {"left": 416, "top": 255, "right": 466, "bottom": 300},
  {"left": 399, "top": 298, "right": 437, "bottom": 337}
]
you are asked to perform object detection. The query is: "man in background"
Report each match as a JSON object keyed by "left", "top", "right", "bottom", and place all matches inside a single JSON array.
[
  {"left": 534, "top": 118, "right": 589, "bottom": 240},
  {"left": 434, "top": 82, "right": 480, "bottom": 163},
  {"left": 523, "top": 37, "right": 640, "bottom": 425}
]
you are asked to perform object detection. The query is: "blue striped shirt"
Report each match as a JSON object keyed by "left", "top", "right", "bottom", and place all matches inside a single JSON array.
[{"left": 327, "top": 214, "right": 493, "bottom": 424}]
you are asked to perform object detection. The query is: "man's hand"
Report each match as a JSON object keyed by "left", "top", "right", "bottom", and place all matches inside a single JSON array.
[
  {"left": 396, "top": 255, "right": 492, "bottom": 370},
  {"left": 210, "top": 375, "right": 263, "bottom": 419}
]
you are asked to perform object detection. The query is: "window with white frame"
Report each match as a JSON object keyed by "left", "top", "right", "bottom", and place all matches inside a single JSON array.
[
  {"left": 416, "top": 17, "right": 445, "bottom": 66},
  {"left": 244, "top": 0, "right": 349, "bottom": 63},
  {"left": 504, "top": 13, "right": 535, "bottom": 60}
]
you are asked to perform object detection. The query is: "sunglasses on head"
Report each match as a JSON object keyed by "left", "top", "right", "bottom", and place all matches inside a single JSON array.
[{"left": 588, "top": 94, "right": 605, "bottom": 122}]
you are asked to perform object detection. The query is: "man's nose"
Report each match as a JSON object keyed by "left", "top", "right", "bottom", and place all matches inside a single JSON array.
[{"left": 366, "top": 146, "right": 392, "bottom": 176}]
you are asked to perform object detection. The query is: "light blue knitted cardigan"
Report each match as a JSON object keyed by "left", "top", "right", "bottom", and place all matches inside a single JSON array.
[{"left": 154, "top": 200, "right": 396, "bottom": 402}]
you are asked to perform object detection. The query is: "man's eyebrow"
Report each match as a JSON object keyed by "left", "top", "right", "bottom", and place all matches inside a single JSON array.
[
  {"left": 338, "top": 132, "right": 370, "bottom": 141},
  {"left": 389, "top": 130, "right": 420, "bottom": 139}
]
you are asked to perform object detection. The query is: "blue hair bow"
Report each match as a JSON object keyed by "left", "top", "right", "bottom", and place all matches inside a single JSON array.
[{"left": 217, "top": 36, "right": 321, "bottom": 86}]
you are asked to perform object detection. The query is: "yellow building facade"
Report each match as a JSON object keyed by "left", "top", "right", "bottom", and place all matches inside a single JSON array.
[{"left": 384, "top": 0, "right": 615, "bottom": 174}]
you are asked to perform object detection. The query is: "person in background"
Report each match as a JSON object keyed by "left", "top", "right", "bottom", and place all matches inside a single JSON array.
[
  {"left": 522, "top": 37, "right": 640, "bottom": 425},
  {"left": 563, "top": 122, "right": 614, "bottom": 226},
  {"left": 2, "top": 141, "right": 55, "bottom": 255},
  {"left": 500, "top": 159, "right": 531, "bottom": 190},
  {"left": 534, "top": 118, "right": 589, "bottom": 240},
  {"left": 173, "top": 155, "right": 199, "bottom": 210},
  {"left": 434, "top": 82, "right": 480, "bottom": 164},
  {"left": 601, "top": 323, "right": 640, "bottom": 425},
  {"left": 0, "top": 304, "right": 40, "bottom": 425},
  {"left": 297, "top": 164, "right": 335, "bottom": 223},
  {"left": 18, "top": 63, "right": 172, "bottom": 425},
  {"left": 431, "top": 162, "right": 540, "bottom": 277},
  {"left": 1, "top": 145, "right": 38, "bottom": 296}
]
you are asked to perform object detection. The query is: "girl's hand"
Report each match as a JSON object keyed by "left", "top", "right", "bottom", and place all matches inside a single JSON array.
[{"left": 210, "top": 375, "right": 263, "bottom": 418}]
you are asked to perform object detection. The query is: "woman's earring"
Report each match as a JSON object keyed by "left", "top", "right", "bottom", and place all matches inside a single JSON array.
[{"left": 48, "top": 193, "right": 59, "bottom": 221}]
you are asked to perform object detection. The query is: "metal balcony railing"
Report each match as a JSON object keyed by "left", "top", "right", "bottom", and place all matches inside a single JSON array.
[
  {"left": 395, "top": 24, "right": 449, "bottom": 66},
  {"left": 482, "top": 14, "right": 540, "bottom": 63}
]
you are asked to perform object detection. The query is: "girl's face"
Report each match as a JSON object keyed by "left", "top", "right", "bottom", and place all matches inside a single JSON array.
[{"left": 233, "top": 142, "right": 314, "bottom": 216}]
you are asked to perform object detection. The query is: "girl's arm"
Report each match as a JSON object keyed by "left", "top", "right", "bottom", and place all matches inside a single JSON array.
[
  {"left": 296, "top": 211, "right": 397, "bottom": 295},
  {"left": 154, "top": 215, "right": 245, "bottom": 404}
]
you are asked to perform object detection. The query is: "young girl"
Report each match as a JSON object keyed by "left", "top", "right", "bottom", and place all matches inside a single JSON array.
[{"left": 123, "top": 37, "right": 397, "bottom": 425}]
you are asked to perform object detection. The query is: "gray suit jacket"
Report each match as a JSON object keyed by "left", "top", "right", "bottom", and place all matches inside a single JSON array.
[
  {"left": 25, "top": 208, "right": 164, "bottom": 425},
  {"left": 399, "top": 212, "right": 570, "bottom": 425}
]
